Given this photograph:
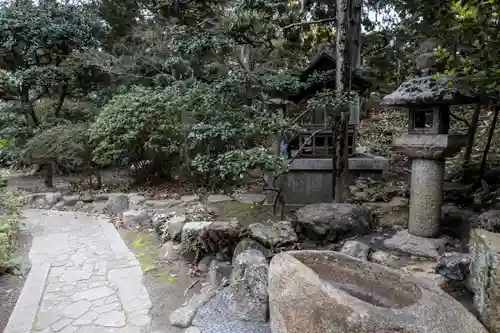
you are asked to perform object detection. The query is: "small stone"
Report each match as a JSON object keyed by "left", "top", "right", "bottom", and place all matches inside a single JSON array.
[
  {"left": 437, "top": 252, "right": 471, "bottom": 281},
  {"left": 145, "top": 199, "right": 181, "bottom": 208},
  {"left": 197, "top": 254, "right": 214, "bottom": 272},
  {"left": 129, "top": 194, "right": 147, "bottom": 204},
  {"left": 207, "top": 194, "right": 233, "bottom": 203},
  {"left": 105, "top": 194, "right": 129, "bottom": 214},
  {"left": 233, "top": 238, "right": 270, "bottom": 262},
  {"left": 170, "top": 307, "right": 197, "bottom": 328},
  {"left": 94, "top": 310, "right": 126, "bottom": 327},
  {"left": 209, "top": 260, "right": 232, "bottom": 287},
  {"left": 122, "top": 209, "right": 151, "bottom": 228},
  {"left": 340, "top": 240, "right": 370, "bottom": 260},
  {"left": 185, "top": 327, "right": 201, "bottom": 333},
  {"left": 476, "top": 210, "right": 500, "bottom": 232},
  {"left": 80, "top": 190, "right": 94, "bottom": 203},
  {"left": 234, "top": 193, "right": 266, "bottom": 205},
  {"left": 54, "top": 201, "right": 66, "bottom": 210},
  {"left": 45, "top": 192, "right": 63, "bottom": 205},
  {"left": 74, "top": 201, "right": 85, "bottom": 210},
  {"left": 62, "top": 195, "right": 80, "bottom": 206},
  {"left": 186, "top": 289, "right": 216, "bottom": 309},
  {"left": 248, "top": 221, "right": 298, "bottom": 248},
  {"left": 181, "top": 195, "right": 200, "bottom": 203},
  {"left": 166, "top": 215, "right": 187, "bottom": 240},
  {"left": 162, "top": 241, "right": 180, "bottom": 261}
]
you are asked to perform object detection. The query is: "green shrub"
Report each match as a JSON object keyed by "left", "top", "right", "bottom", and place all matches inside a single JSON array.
[
  {"left": 22, "top": 123, "right": 95, "bottom": 172},
  {"left": 89, "top": 86, "right": 185, "bottom": 179},
  {"left": 0, "top": 181, "right": 25, "bottom": 272}
]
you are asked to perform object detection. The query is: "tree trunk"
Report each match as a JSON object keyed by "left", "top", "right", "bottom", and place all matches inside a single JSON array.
[
  {"left": 334, "top": 0, "right": 349, "bottom": 202},
  {"left": 43, "top": 162, "right": 54, "bottom": 188},
  {"left": 479, "top": 106, "right": 499, "bottom": 178},
  {"left": 463, "top": 103, "right": 481, "bottom": 165}
]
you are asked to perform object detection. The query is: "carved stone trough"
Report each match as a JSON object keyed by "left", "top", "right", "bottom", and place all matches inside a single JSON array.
[{"left": 268, "top": 251, "right": 487, "bottom": 333}]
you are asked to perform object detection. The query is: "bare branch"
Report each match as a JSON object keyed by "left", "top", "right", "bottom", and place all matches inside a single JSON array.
[
  {"left": 282, "top": 18, "right": 336, "bottom": 30},
  {"left": 450, "top": 111, "right": 471, "bottom": 128}
]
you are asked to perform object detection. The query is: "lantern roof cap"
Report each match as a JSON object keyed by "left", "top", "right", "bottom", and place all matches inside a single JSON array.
[
  {"left": 382, "top": 38, "right": 478, "bottom": 107},
  {"left": 381, "top": 74, "right": 477, "bottom": 107}
]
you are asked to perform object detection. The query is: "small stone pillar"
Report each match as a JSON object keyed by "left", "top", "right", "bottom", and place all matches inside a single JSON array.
[{"left": 380, "top": 40, "right": 476, "bottom": 257}]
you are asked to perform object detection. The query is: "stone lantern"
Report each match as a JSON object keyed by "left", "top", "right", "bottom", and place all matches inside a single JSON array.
[{"left": 381, "top": 40, "right": 476, "bottom": 257}]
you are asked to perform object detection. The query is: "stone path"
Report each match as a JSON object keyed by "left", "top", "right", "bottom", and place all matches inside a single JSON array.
[{"left": 4, "top": 209, "right": 153, "bottom": 333}]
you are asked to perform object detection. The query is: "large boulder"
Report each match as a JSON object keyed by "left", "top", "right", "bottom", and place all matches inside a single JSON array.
[
  {"left": 225, "top": 249, "right": 269, "bottom": 322},
  {"left": 248, "top": 221, "right": 298, "bottom": 248},
  {"left": 468, "top": 229, "right": 500, "bottom": 332},
  {"left": 269, "top": 250, "right": 488, "bottom": 333},
  {"left": 296, "top": 203, "right": 371, "bottom": 241}
]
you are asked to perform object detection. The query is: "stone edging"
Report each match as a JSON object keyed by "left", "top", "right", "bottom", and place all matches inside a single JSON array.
[{"left": 3, "top": 261, "right": 51, "bottom": 333}]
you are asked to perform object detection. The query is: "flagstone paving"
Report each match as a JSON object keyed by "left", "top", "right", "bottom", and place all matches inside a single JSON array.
[{"left": 4, "top": 209, "right": 153, "bottom": 333}]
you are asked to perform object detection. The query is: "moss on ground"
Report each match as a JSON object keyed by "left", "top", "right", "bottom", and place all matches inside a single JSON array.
[
  {"left": 120, "top": 229, "right": 177, "bottom": 282},
  {"left": 213, "top": 201, "right": 273, "bottom": 228}
]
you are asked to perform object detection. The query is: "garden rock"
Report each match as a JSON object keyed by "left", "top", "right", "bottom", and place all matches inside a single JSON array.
[
  {"left": 340, "top": 240, "right": 370, "bottom": 260},
  {"left": 74, "top": 201, "right": 85, "bottom": 210},
  {"left": 197, "top": 254, "right": 215, "bottom": 272},
  {"left": 170, "top": 289, "right": 217, "bottom": 328},
  {"left": 181, "top": 222, "right": 213, "bottom": 258},
  {"left": 268, "top": 250, "right": 488, "bottom": 333},
  {"left": 296, "top": 203, "right": 371, "bottom": 241},
  {"left": 234, "top": 193, "right": 266, "bottom": 205},
  {"left": 105, "top": 194, "right": 129, "bottom": 214},
  {"left": 162, "top": 241, "right": 180, "bottom": 261},
  {"left": 145, "top": 199, "right": 180, "bottom": 208},
  {"left": 468, "top": 228, "right": 500, "bottom": 332},
  {"left": 62, "top": 195, "right": 80, "bottom": 206},
  {"left": 54, "top": 201, "right": 65, "bottom": 210},
  {"left": 199, "top": 219, "right": 241, "bottom": 259},
  {"left": 170, "top": 307, "right": 197, "bottom": 328},
  {"left": 185, "top": 327, "right": 201, "bottom": 333},
  {"left": 226, "top": 249, "right": 269, "bottom": 322},
  {"left": 437, "top": 252, "right": 471, "bottom": 281},
  {"left": 248, "top": 221, "right": 298, "bottom": 248},
  {"left": 181, "top": 195, "right": 200, "bottom": 203},
  {"left": 122, "top": 209, "right": 151, "bottom": 228},
  {"left": 233, "top": 238, "right": 270, "bottom": 262},
  {"left": 164, "top": 214, "right": 187, "bottom": 240},
  {"left": 370, "top": 250, "right": 401, "bottom": 268},
  {"left": 362, "top": 197, "right": 409, "bottom": 228},
  {"left": 209, "top": 260, "right": 232, "bottom": 287},
  {"left": 45, "top": 192, "right": 62, "bottom": 205},
  {"left": 207, "top": 194, "right": 233, "bottom": 203},
  {"left": 476, "top": 210, "right": 500, "bottom": 232},
  {"left": 80, "top": 190, "right": 94, "bottom": 203},
  {"left": 129, "top": 194, "right": 147, "bottom": 205}
]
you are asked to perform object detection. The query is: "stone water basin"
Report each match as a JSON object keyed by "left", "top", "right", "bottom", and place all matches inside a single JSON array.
[{"left": 269, "top": 250, "right": 487, "bottom": 333}]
